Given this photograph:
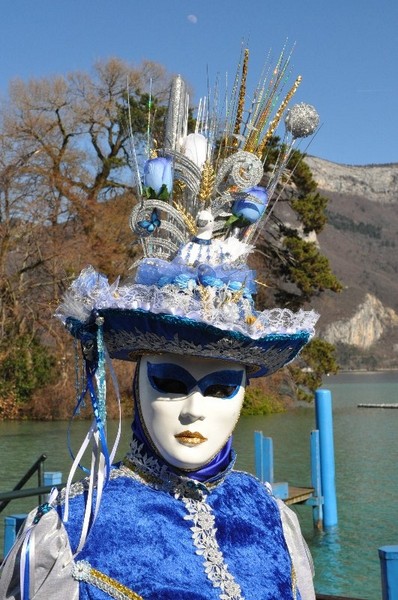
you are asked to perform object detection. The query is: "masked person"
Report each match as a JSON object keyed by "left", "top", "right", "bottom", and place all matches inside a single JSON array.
[{"left": 0, "top": 55, "right": 320, "bottom": 599}]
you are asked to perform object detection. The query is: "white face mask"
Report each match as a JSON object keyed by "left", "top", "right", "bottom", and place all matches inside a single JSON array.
[{"left": 137, "top": 354, "right": 246, "bottom": 470}]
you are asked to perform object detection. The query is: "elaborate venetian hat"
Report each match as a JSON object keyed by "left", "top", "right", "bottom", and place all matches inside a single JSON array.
[
  {"left": 57, "top": 48, "right": 319, "bottom": 381},
  {"left": 50, "top": 45, "right": 323, "bottom": 557}
]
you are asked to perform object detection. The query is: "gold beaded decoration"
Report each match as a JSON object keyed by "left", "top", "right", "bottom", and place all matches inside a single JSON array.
[
  {"left": 198, "top": 160, "right": 216, "bottom": 204},
  {"left": 256, "top": 75, "right": 302, "bottom": 157},
  {"left": 173, "top": 198, "right": 197, "bottom": 235},
  {"left": 73, "top": 560, "right": 144, "bottom": 600},
  {"left": 232, "top": 48, "right": 249, "bottom": 148},
  {"left": 291, "top": 564, "right": 298, "bottom": 600}
]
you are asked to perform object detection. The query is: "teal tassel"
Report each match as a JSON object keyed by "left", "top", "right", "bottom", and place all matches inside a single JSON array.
[{"left": 95, "top": 316, "right": 107, "bottom": 426}]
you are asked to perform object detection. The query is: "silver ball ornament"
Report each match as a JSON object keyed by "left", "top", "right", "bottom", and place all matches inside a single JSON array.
[{"left": 284, "top": 103, "right": 319, "bottom": 138}]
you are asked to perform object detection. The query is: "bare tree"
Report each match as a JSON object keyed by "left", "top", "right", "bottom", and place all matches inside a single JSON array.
[
  {"left": 2, "top": 58, "right": 173, "bottom": 230},
  {"left": 0, "top": 58, "right": 175, "bottom": 417}
]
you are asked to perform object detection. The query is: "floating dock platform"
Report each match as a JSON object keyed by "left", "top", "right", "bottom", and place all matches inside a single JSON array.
[{"left": 358, "top": 403, "right": 398, "bottom": 408}]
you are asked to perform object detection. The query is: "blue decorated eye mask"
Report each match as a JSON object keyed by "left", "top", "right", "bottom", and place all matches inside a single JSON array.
[{"left": 147, "top": 362, "right": 244, "bottom": 399}]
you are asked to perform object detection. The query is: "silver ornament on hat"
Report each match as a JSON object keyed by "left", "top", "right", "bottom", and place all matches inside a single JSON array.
[{"left": 284, "top": 103, "right": 320, "bottom": 138}]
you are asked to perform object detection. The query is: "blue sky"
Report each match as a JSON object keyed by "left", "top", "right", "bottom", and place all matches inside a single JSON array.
[{"left": 0, "top": 0, "right": 397, "bottom": 166}]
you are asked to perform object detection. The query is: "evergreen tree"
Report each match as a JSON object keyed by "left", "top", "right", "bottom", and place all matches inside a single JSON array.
[
  {"left": 250, "top": 139, "right": 342, "bottom": 402},
  {"left": 289, "top": 339, "right": 339, "bottom": 403}
]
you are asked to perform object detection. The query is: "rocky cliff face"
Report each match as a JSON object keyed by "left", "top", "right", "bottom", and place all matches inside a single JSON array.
[
  {"left": 304, "top": 157, "right": 398, "bottom": 369},
  {"left": 305, "top": 156, "right": 398, "bottom": 204},
  {"left": 323, "top": 294, "right": 398, "bottom": 349}
]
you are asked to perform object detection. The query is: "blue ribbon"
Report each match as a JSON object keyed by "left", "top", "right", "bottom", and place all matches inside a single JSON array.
[
  {"left": 23, "top": 536, "right": 30, "bottom": 600},
  {"left": 86, "top": 375, "right": 111, "bottom": 480},
  {"left": 66, "top": 365, "right": 110, "bottom": 479},
  {"left": 67, "top": 381, "right": 91, "bottom": 475},
  {"left": 191, "top": 237, "right": 212, "bottom": 245}
]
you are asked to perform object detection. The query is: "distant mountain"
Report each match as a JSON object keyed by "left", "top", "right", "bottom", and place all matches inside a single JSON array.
[
  {"left": 305, "top": 157, "right": 398, "bottom": 370},
  {"left": 305, "top": 157, "right": 398, "bottom": 203}
]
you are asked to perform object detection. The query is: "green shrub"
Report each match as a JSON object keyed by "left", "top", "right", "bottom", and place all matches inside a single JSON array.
[
  {"left": 242, "top": 387, "right": 285, "bottom": 416},
  {"left": 0, "top": 335, "right": 56, "bottom": 407}
]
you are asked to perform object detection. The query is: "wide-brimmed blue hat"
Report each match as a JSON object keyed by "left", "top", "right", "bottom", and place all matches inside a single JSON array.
[{"left": 60, "top": 265, "right": 317, "bottom": 378}]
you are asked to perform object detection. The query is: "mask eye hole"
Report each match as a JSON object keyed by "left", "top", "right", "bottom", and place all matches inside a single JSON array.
[
  {"left": 203, "top": 384, "right": 238, "bottom": 399},
  {"left": 151, "top": 377, "right": 188, "bottom": 395}
]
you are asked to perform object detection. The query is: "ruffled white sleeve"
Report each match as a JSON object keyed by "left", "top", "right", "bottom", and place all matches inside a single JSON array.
[
  {"left": 0, "top": 508, "right": 78, "bottom": 600},
  {"left": 277, "top": 499, "right": 316, "bottom": 600}
]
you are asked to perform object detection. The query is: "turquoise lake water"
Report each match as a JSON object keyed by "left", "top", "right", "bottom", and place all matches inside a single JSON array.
[{"left": 1, "top": 371, "right": 397, "bottom": 598}]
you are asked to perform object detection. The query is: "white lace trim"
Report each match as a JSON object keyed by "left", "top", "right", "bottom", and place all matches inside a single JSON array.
[
  {"left": 56, "top": 266, "right": 319, "bottom": 340},
  {"left": 124, "top": 439, "right": 244, "bottom": 600},
  {"left": 182, "top": 495, "right": 244, "bottom": 600}
]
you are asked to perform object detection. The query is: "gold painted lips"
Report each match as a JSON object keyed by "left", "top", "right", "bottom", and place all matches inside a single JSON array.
[{"left": 174, "top": 431, "right": 208, "bottom": 446}]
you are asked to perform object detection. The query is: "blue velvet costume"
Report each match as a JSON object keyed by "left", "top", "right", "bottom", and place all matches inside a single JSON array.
[{"left": 58, "top": 437, "right": 302, "bottom": 600}]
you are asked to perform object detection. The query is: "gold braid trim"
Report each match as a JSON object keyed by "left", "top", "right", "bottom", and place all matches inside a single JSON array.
[
  {"left": 231, "top": 277, "right": 247, "bottom": 304},
  {"left": 244, "top": 95, "right": 273, "bottom": 153},
  {"left": 291, "top": 564, "right": 298, "bottom": 600},
  {"left": 73, "top": 560, "right": 144, "bottom": 600},
  {"left": 256, "top": 75, "right": 302, "bottom": 157},
  {"left": 232, "top": 48, "right": 249, "bottom": 148}
]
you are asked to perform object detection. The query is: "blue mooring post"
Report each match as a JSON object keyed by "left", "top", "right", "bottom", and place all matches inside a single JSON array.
[
  {"left": 254, "top": 431, "right": 274, "bottom": 483},
  {"left": 379, "top": 546, "right": 398, "bottom": 600},
  {"left": 315, "top": 389, "right": 338, "bottom": 528},
  {"left": 41, "top": 471, "right": 62, "bottom": 504},
  {"left": 4, "top": 514, "right": 27, "bottom": 557},
  {"left": 43, "top": 472, "right": 62, "bottom": 487},
  {"left": 310, "top": 429, "right": 323, "bottom": 529}
]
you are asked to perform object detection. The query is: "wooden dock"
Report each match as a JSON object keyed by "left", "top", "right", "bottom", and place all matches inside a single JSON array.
[
  {"left": 285, "top": 486, "right": 314, "bottom": 506},
  {"left": 358, "top": 403, "right": 398, "bottom": 408}
]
